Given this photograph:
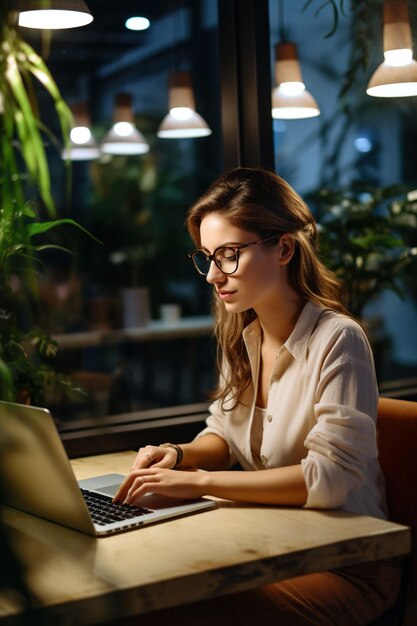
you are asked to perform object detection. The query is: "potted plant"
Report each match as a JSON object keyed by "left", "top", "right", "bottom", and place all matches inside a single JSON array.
[
  {"left": 310, "top": 185, "right": 417, "bottom": 318},
  {"left": 0, "top": 3, "right": 88, "bottom": 403}
]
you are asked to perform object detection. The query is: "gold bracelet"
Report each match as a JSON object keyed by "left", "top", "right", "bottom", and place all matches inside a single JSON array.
[{"left": 159, "top": 443, "right": 183, "bottom": 469}]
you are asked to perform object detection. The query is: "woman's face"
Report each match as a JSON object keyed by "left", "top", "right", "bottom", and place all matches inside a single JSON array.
[{"left": 199, "top": 212, "right": 291, "bottom": 315}]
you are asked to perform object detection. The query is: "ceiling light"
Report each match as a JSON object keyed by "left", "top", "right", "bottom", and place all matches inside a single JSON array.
[
  {"left": 125, "top": 16, "right": 150, "bottom": 31},
  {"left": 157, "top": 72, "right": 212, "bottom": 139},
  {"left": 354, "top": 137, "right": 373, "bottom": 153},
  {"left": 61, "top": 102, "right": 99, "bottom": 161},
  {"left": 101, "top": 93, "right": 150, "bottom": 155},
  {"left": 271, "top": 43, "right": 320, "bottom": 120},
  {"left": 17, "top": 0, "right": 93, "bottom": 29},
  {"left": 367, "top": 0, "right": 417, "bottom": 97}
]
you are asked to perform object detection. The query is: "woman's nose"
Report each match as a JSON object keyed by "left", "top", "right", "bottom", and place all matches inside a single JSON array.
[{"left": 206, "top": 260, "right": 225, "bottom": 284}]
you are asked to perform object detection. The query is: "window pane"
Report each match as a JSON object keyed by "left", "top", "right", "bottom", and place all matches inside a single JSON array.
[
  {"left": 269, "top": 1, "right": 417, "bottom": 392},
  {"left": 24, "top": 0, "right": 222, "bottom": 421}
]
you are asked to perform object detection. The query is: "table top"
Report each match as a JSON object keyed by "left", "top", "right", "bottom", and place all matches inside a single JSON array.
[
  {"left": 1, "top": 451, "right": 411, "bottom": 625},
  {"left": 53, "top": 315, "right": 214, "bottom": 349}
]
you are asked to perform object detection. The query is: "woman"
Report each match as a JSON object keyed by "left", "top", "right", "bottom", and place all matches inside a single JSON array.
[{"left": 114, "top": 168, "right": 402, "bottom": 625}]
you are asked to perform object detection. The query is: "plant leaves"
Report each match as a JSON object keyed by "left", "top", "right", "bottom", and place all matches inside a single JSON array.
[
  {"left": 5, "top": 50, "right": 55, "bottom": 214},
  {"left": 27, "top": 218, "right": 101, "bottom": 242}
]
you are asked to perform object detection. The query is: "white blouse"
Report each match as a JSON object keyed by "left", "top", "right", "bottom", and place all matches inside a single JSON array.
[{"left": 196, "top": 301, "right": 387, "bottom": 519}]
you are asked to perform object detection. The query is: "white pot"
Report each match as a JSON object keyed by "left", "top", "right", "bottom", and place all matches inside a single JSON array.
[{"left": 121, "top": 287, "right": 150, "bottom": 328}]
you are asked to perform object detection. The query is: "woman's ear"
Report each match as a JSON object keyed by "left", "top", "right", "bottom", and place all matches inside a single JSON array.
[{"left": 278, "top": 235, "right": 295, "bottom": 265}]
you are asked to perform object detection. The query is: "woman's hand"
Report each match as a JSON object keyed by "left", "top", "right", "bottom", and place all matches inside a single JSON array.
[
  {"left": 131, "top": 444, "right": 178, "bottom": 471},
  {"left": 114, "top": 468, "right": 207, "bottom": 504},
  {"left": 113, "top": 445, "right": 178, "bottom": 503}
]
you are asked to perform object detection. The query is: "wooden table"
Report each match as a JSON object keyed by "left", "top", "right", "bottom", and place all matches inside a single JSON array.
[{"left": 0, "top": 451, "right": 411, "bottom": 625}]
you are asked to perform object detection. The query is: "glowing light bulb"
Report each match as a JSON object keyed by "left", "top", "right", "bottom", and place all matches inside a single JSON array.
[
  {"left": 384, "top": 48, "right": 413, "bottom": 66},
  {"left": 113, "top": 122, "right": 134, "bottom": 137},
  {"left": 279, "top": 81, "right": 305, "bottom": 96},
  {"left": 354, "top": 137, "right": 373, "bottom": 153},
  {"left": 125, "top": 16, "right": 150, "bottom": 31},
  {"left": 170, "top": 107, "right": 194, "bottom": 121},
  {"left": 70, "top": 126, "right": 91, "bottom": 144}
]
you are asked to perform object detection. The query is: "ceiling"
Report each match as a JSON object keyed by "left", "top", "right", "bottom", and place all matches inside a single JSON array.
[{"left": 22, "top": 1, "right": 180, "bottom": 92}]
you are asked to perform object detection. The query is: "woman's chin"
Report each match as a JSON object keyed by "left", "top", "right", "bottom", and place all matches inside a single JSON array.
[{"left": 223, "top": 301, "right": 248, "bottom": 314}]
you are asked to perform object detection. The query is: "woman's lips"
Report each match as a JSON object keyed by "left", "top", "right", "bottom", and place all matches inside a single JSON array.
[{"left": 217, "top": 289, "right": 237, "bottom": 301}]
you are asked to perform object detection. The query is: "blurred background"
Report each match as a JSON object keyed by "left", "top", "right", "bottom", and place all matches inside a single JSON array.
[{"left": 9, "top": 0, "right": 417, "bottom": 422}]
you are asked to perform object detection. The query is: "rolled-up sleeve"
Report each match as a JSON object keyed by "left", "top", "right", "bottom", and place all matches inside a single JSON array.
[{"left": 301, "top": 327, "right": 379, "bottom": 509}]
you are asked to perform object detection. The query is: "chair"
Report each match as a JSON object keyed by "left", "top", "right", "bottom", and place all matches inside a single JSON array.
[{"left": 370, "top": 397, "right": 417, "bottom": 626}]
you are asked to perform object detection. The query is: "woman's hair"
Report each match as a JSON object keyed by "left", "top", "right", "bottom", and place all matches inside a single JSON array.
[{"left": 187, "top": 167, "right": 349, "bottom": 409}]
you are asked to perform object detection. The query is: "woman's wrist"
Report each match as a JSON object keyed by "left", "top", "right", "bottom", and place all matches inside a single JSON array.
[{"left": 159, "top": 443, "right": 183, "bottom": 469}]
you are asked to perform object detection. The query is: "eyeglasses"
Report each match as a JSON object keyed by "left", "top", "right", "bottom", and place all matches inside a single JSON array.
[{"left": 189, "top": 235, "right": 279, "bottom": 276}]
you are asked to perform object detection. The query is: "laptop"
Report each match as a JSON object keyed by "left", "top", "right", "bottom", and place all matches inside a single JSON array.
[{"left": 0, "top": 401, "right": 216, "bottom": 536}]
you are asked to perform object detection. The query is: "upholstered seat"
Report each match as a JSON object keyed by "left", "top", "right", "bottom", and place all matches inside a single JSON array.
[{"left": 370, "top": 397, "right": 417, "bottom": 626}]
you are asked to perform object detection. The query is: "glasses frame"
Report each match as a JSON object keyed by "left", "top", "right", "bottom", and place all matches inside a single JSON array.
[{"left": 189, "top": 235, "right": 280, "bottom": 276}]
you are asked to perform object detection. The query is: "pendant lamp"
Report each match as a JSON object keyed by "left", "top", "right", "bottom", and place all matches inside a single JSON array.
[
  {"left": 157, "top": 72, "right": 212, "bottom": 139},
  {"left": 17, "top": 0, "right": 93, "bottom": 29},
  {"left": 272, "top": 43, "right": 320, "bottom": 119},
  {"left": 61, "top": 102, "right": 99, "bottom": 161},
  {"left": 367, "top": 0, "right": 417, "bottom": 97},
  {"left": 101, "top": 94, "right": 150, "bottom": 156}
]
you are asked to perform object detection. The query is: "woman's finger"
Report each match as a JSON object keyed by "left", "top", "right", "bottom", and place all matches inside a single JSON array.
[
  {"left": 131, "top": 446, "right": 158, "bottom": 470},
  {"left": 131, "top": 445, "right": 178, "bottom": 470},
  {"left": 112, "top": 472, "right": 135, "bottom": 503},
  {"left": 122, "top": 468, "right": 205, "bottom": 503},
  {"left": 113, "top": 468, "right": 156, "bottom": 503},
  {"left": 125, "top": 473, "right": 160, "bottom": 503}
]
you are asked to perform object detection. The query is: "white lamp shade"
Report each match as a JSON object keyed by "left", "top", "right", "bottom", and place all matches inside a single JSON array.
[
  {"left": 157, "top": 71, "right": 212, "bottom": 139},
  {"left": 272, "top": 86, "right": 320, "bottom": 119},
  {"left": 272, "top": 42, "right": 320, "bottom": 120},
  {"left": 101, "top": 126, "right": 150, "bottom": 155},
  {"left": 101, "top": 93, "right": 150, "bottom": 155},
  {"left": 17, "top": 0, "right": 93, "bottom": 29},
  {"left": 62, "top": 144, "right": 100, "bottom": 161},
  {"left": 367, "top": 0, "right": 417, "bottom": 97},
  {"left": 62, "top": 133, "right": 100, "bottom": 160},
  {"left": 157, "top": 111, "right": 212, "bottom": 138},
  {"left": 61, "top": 102, "right": 99, "bottom": 160},
  {"left": 366, "top": 59, "right": 417, "bottom": 97}
]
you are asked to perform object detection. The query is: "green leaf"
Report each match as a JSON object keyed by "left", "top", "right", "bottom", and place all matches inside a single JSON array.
[
  {"left": 20, "top": 41, "right": 73, "bottom": 149},
  {"left": 30, "top": 334, "right": 59, "bottom": 359},
  {"left": 33, "top": 244, "right": 73, "bottom": 254},
  {"left": 27, "top": 218, "right": 101, "bottom": 242},
  {"left": 351, "top": 234, "right": 404, "bottom": 250},
  {"left": 5, "top": 50, "right": 55, "bottom": 214}
]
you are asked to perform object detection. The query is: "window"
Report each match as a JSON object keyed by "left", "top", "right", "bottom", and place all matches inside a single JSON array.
[{"left": 26, "top": 1, "right": 223, "bottom": 426}]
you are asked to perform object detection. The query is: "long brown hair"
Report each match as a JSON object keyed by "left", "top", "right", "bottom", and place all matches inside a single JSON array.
[{"left": 187, "top": 167, "right": 349, "bottom": 409}]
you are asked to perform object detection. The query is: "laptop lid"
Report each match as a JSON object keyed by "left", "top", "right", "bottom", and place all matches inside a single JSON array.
[
  {"left": 0, "top": 401, "right": 215, "bottom": 536},
  {"left": 1, "top": 401, "right": 95, "bottom": 535}
]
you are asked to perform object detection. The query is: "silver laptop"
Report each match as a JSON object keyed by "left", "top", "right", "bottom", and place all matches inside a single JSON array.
[{"left": 0, "top": 401, "right": 216, "bottom": 536}]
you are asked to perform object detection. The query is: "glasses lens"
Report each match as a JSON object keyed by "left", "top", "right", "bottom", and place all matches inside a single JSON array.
[
  {"left": 192, "top": 251, "right": 211, "bottom": 275},
  {"left": 214, "top": 247, "right": 238, "bottom": 275}
]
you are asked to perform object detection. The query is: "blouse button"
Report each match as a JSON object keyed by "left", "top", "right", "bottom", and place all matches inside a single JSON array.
[
  {"left": 266, "top": 414, "right": 273, "bottom": 423},
  {"left": 261, "top": 455, "right": 268, "bottom": 465}
]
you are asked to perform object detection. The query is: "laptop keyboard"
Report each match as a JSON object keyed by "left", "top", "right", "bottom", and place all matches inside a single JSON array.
[{"left": 81, "top": 488, "right": 152, "bottom": 526}]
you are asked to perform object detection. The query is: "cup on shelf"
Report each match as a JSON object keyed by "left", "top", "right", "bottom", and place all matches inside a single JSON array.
[{"left": 159, "top": 303, "right": 181, "bottom": 325}]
